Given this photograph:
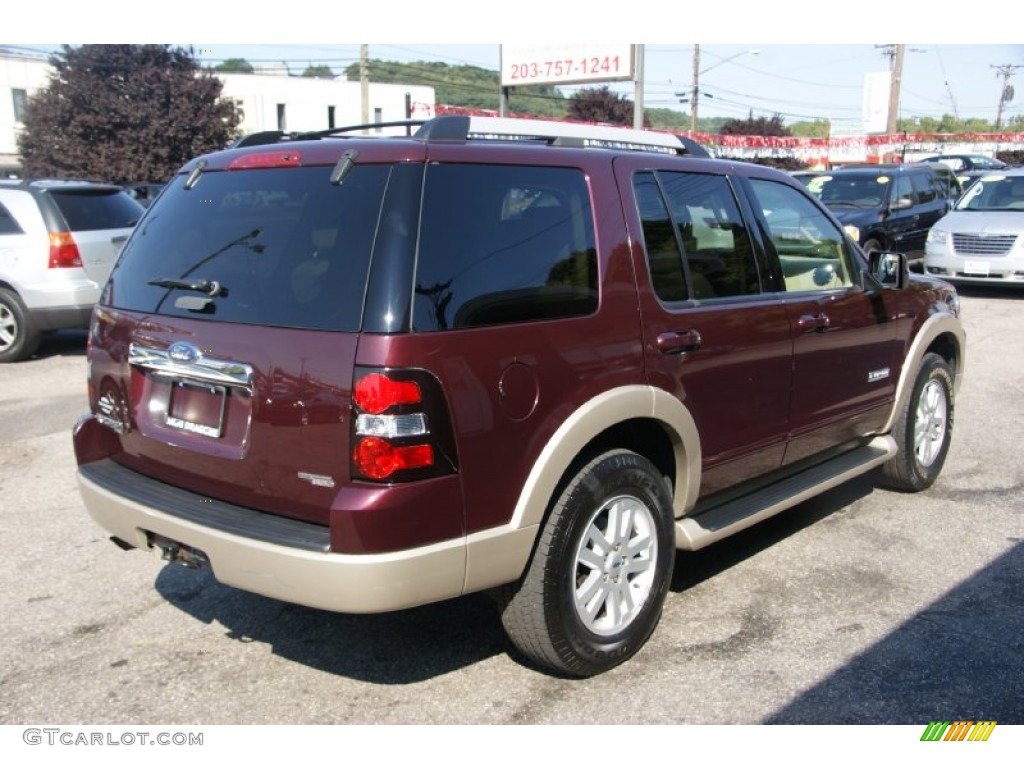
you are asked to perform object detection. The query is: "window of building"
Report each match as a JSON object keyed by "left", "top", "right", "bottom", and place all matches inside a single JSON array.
[{"left": 12, "top": 89, "right": 27, "bottom": 122}]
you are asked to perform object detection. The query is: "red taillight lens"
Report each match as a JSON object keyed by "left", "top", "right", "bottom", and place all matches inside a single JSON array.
[
  {"left": 227, "top": 151, "right": 302, "bottom": 170},
  {"left": 48, "top": 232, "right": 82, "bottom": 268},
  {"left": 353, "top": 437, "right": 434, "bottom": 480},
  {"left": 353, "top": 373, "right": 422, "bottom": 415}
]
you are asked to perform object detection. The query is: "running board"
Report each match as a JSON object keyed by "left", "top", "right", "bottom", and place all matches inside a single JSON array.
[{"left": 675, "top": 435, "right": 897, "bottom": 551}]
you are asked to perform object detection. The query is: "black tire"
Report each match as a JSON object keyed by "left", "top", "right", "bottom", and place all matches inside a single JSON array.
[
  {"left": 880, "top": 353, "right": 955, "bottom": 492},
  {"left": 0, "top": 288, "right": 42, "bottom": 363},
  {"left": 861, "top": 238, "right": 883, "bottom": 257},
  {"left": 500, "top": 449, "right": 675, "bottom": 677}
]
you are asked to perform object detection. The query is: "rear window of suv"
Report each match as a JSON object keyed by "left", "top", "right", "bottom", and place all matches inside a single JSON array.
[
  {"left": 105, "top": 165, "right": 390, "bottom": 332},
  {"left": 48, "top": 189, "right": 142, "bottom": 231}
]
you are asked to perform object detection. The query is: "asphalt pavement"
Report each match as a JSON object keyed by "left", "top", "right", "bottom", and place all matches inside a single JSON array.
[{"left": 1, "top": 288, "right": 1021, "bottom": 730}]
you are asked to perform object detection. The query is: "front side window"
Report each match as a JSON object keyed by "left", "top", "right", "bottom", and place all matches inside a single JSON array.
[
  {"left": 913, "top": 172, "right": 937, "bottom": 203},
  {"left": 413, "top": 164, "right": 597, "bottom": 331},
  {"left": 749, "top": 178, "right": 855, "bottom": 293}
]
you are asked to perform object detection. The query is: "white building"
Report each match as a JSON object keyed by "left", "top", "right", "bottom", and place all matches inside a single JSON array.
[
  {"left": 0, "top": 51, "right": 436, "bottom": 176},
  {"left": 0, "top": 51, "right": 52, "bottom": 176},
  {"left": 217, "top": 71, "right": 434, "bottom": 136}
]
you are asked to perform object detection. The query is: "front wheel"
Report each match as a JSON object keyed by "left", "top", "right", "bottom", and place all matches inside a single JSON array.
[
  {"left": 880, "top": 353, "right": 955, "bottom": 492},
  {"left": 861, "top": 238, "right": 883, "bottom": 257},
  {"left": 500, "top": 450, "right": 675, "bottom": 676}
]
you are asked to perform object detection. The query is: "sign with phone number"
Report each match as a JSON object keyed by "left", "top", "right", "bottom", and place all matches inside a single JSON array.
[{"left": 501, "top": 44, "right": 635, "bottom": 87}]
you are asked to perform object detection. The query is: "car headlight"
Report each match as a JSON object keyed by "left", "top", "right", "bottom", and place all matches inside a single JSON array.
[{"left": 926, "top": 228, "right": 949, "bottom": 245}]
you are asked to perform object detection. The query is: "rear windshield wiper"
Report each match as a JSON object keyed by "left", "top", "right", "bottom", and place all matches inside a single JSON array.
[{"left": 147, "top": 278, "right": 224, "bottom": 296}]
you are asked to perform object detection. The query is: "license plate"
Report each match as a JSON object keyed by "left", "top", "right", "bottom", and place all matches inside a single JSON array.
[
  {"left": 963, "top": 260, "right": 990, "bottom": 276},
  {"left": 165, "top": 382, "right": 226, "bottom": 438}
]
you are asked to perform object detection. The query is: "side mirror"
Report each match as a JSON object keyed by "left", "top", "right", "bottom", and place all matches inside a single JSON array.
[
  {"left": 892, "top": 197, "right": 914, "bottom": 210},
  {"left": 869, "top": 251, "right": 907, "bottom": 289}
]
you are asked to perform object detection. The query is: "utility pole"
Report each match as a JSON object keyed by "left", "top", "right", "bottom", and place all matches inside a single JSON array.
[
  {"left": 633, "top": 44, "right": 645, "bottom": 130},
  {"left": 885, "top": 44, "right": 905, "bottom": 135},
  {"left": 359, "top": 44, "right": 369, "bottom": 133},
  {"left": 690, "top": 45, "right": 701, "bottom": 134},
  {"left": 993, "top": 64, "right": 1022, "bottom": 131}
]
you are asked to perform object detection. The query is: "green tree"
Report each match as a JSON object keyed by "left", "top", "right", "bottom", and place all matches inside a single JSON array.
[
  {"left": 214, "top": 57, "right": 254, "bottom": 73},
  {"left": 789, "top": 119, "right": 831, "bottom": 138},
  {"left": 301, "top": 64, "right": 334, "bottom": 78},
  {"left": 19, "top": 45, "right": 241, "bottom": 183},
  {"left": 343, "top": 58, "right": 567, "bottom": 118}
]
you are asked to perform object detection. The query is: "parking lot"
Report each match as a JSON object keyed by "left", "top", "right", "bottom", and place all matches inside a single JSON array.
[{"left": 0, "top": 287, "right": 1021, "bottom": 726}]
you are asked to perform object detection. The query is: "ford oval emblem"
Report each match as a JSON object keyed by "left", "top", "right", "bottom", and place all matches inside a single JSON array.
[{"left": 168, "top": 342, "right": 201, "bottom": 364}]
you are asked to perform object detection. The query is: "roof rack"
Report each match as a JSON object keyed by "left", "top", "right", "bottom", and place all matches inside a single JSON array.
[
  {"left": 228, "top": 115, "right": 709, "bottom": 158},
  {"left": 415, "top": 115, "right": 710, "bottom": 157}
]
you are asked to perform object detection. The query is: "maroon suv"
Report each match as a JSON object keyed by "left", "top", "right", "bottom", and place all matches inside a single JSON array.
[{"left": 74, "top": 116, "right": 966, "bottom": 676}]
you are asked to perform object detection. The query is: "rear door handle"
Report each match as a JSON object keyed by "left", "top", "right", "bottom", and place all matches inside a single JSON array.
[
  {"left": 798, "top": 313, "right": 831, "bottom": 333},
  {"left": 656, "top": 330, "right": 702, "bottom": 354}
]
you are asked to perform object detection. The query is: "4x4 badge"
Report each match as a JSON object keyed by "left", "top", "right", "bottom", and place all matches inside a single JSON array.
[
  {"left": 868, "top": 367, "right": 890, "bottom": 383},
  {"left": 168, "top": 342, "right": 201, "bottom": 364}
]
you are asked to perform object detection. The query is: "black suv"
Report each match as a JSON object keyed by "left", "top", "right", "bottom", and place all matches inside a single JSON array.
[
  {"left": 805, "top": 163, "right": 962, "bottom": 263},
  {"left": 74, "top": 116, "right": 965, "bottom": 676}
]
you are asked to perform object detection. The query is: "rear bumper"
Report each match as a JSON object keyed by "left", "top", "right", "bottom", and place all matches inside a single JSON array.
[{"left": 77, "top": 463, "right": 469, "bottom": 613}]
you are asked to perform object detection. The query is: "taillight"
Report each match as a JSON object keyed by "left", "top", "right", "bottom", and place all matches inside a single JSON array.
[
  {"left": 354, "top": 373, "right": 422, "bottom": 414},
  {"left": 353, "top": 437, "right": 434, "bottom": 480},
  {"left": 48, "top": 232, "right": 82, "bottom": 268},
  {"left": 350, "top": 368, "right": 458, "bottom": 482}
]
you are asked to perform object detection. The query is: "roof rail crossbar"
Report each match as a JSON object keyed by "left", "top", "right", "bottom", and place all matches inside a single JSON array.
[{"left": 231, "top": 120, "right": 432, "bottom": 148}]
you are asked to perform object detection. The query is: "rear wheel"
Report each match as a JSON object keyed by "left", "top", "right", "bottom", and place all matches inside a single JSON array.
[
  {"left": 500, "top": 449, "right": 675, "bottom": 676},
  {"left": 880, "top": 353, "right": 954, "bottom": 491},
  {"left": 0, "top": 288, "right": 41, "bottom": 363}
]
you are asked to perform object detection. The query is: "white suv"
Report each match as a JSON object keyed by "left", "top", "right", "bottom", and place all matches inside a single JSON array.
[{"left": 0, "top": 180, "right": 143, "bottom": 361}]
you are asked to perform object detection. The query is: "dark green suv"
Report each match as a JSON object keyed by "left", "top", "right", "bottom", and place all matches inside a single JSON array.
[{"left": 806, "top": 163, "right": 962, "bottom": 263}]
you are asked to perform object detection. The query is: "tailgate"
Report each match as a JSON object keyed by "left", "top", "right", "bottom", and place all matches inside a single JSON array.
[{"left": 93, "top": 312, "right": 358, "bottom": 526}]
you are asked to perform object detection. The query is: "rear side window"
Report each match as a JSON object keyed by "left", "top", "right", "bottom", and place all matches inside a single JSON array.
[
  {"left": 48, "top": 189, "right": 142, "bottom": 230},
  {"left": 413, "top": 164, "right": 597, "bottom": 331},
  {"left": 106, "top": 165, "right": 390, "bottom": 332},
  {"left": 0, "top": 201, "right": 22, "bottom": 234},
  {"left": 633, "top": 170, "right": 760, "bottom": 301}
]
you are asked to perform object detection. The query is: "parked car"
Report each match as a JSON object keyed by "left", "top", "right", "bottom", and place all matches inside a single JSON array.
[
  {"left": 924, "top": 168, "right": 1024, "bottom": 287},
  {"left": 0, "top": 179, "right": 144, "bottom": 362},
  {"left": 804, "top": 163, "right": 961, "bottom": 264},
  {"left": 920, "top": 154, "right": 1008, "bottom": 173},
  {"left": 789, "top": 170, "right": 828, "bottom": 186},
  {"left": 122, "top": 182, "right": 166, "bottom": 208},
  {"left": 74, "top": 116, "right": 965, "bottom": 676}
]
